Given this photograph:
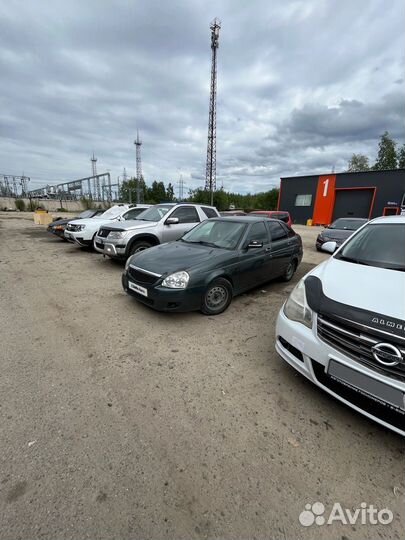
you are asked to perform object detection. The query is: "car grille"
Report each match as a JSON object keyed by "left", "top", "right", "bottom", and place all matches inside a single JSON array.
[
  {"left": 95, "top": 242, "right": 104, "bottom": 250},
  {"left": 98, "top": 228, "right": 110, "bottom": 238},
  {"left": 317, "top": 314, "right": 405, "bottom": 382},
  {"left": 128, "top": 266, "right": 160, "bottom": 285}
]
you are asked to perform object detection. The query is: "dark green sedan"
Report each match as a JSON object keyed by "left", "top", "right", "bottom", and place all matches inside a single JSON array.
[{"left": 122, "top": 216, "right": 303, "bottom": 315}]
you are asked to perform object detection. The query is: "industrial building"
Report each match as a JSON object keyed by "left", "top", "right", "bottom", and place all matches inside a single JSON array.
[{"left": 277, "top": 169, "right": 405, "bottom": 225}]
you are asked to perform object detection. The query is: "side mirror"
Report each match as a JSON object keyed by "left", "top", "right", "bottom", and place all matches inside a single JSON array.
[
  {"left": 321, "top": 241, "right": 337, "bottom": 254},
  {"left": 165, "top": 217, "right": 179, "bottom": 225},
  {"left": 247, "top": 240, "right": 263, "bottom": 249}
]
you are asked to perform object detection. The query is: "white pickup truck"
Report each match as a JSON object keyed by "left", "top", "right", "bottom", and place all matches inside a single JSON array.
[{"left": 64, "top": 204, "right": 150, "bottom": 247}]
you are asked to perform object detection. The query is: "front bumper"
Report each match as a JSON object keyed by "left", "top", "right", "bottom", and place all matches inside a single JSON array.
[
  {"left": 94, "top": 236, "right": 127, "bottom": 258},
  {"left": 64, "top": 230, "right": 91, "bottom": 247},
  {"left": 276, "top": 308, "right": 405, "bottom": 436},
  {"left": 122, "top": 273, "right": 202, "bottom": 313},
  {"left": 47, "top": 227, "right": 66, "bottom": 238}
]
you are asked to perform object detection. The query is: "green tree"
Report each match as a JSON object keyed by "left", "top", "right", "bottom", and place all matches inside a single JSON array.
[
  {"left": 374, "top": 131, "right": 397, "bottom": 170},
  {"left": 166, "top": 182, "right": 175, "bottom": 201},
  {"left": 120, "top": 177, "right": 147, "bottom": 203},
  {"left": 398, "top": 144, "right": 405, "bottom": 169},
  {"left": 187, "top": 187, "right": 280, "bottom": 211},
  {"left": 347, "top": 154, "right": 370, "bottom": 172}
]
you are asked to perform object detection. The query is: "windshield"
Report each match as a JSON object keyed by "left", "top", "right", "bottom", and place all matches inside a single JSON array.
[
  {"left": 79, "top": 210, "right": 95, "bottom": 219},
  {"left": 99, "top": 206, "right": 126, "bottom": 220},
  {"left": 182, "top": 220, "right": 247, "bottom": 250},
  {"left": 329, "top": 218, "right": 367, "bottom": 230},
  {"left": 136, "top": 205, "right": 172, "bottom": 222},
  {"left": 335, "top": 223, "right": 405, "bottom": 271}
]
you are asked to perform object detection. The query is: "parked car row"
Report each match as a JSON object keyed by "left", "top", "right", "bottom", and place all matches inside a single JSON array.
[
  {"left": 46, "top": 204, "right": 405, "bottom": 437},
  {"left": 49, "top": 202, "right": 303, "bottom": 315}
]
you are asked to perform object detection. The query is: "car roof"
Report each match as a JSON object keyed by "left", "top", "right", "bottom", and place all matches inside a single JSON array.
[
  {"left": 212, "top": 216, "right": 282, "bottom": 224},
  {"left": 369, "top": 215, "right": 405, "bottom": 224},
  {"left": 333, "top": 217, "right": 367, "bottom": 221},
  {"left": 251, "top": 210, "right": 288, "bottom": 214}
]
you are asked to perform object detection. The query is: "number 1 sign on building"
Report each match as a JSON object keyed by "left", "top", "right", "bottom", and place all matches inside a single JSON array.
[{"left": 312, "top": 175, "right": 336, "bottom": 225}]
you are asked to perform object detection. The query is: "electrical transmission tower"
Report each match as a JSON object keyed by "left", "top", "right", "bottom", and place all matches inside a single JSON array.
[
  {"left": 134, "top": 130, "right": 143, "bottom": 203},
  {"left": 91, "top": 152, "right": 101, "bottom": 199},
  {"left": 205, "top": 17, "right": 221, "bottom": 206}
]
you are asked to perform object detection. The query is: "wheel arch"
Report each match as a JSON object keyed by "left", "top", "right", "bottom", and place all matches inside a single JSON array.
[{"left": 126, "top": 234, "right": 160, "bottom": 255}]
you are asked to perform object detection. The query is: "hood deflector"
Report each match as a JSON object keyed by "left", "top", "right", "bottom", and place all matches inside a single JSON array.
[{"left": 305, "top": 275, "right": 405, "bottom": 340}]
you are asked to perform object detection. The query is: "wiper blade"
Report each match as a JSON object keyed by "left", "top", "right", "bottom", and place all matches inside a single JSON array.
[{"left": 189, "top": 240, "right": 218, "bottom": 247}]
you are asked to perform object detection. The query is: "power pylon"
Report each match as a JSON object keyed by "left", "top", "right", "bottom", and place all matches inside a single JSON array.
[
  {"left": 178, "top": 175, "right": 185, "bottom": 200},
  {"left": 134, "top": 130, "right": 143, "bottom": 204},
  {"left": 91, "top": 152, "right": 100, "bottom": 199},
  {"left": 205, "top": 18, "right": 221, "bottom": 206}
]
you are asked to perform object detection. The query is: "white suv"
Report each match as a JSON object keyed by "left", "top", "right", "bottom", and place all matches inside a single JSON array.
[
  {"left": 64, "top": 204, "right": 150, "bottom": 247},
  {"left": 276, "top": 216, "right": 405, "bottom": 436}
]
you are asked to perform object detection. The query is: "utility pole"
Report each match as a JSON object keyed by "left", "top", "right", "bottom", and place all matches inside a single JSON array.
[{"left": 205, "top": 18, "right": 221, "bottom": 206}]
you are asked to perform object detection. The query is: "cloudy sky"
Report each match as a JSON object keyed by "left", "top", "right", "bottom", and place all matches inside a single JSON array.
[{"left": 0, "top": 0, "right": 404, "bottom": 195}]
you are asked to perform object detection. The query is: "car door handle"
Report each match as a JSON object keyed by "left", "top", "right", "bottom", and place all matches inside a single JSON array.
[{"left": 265, "top": 247, "right": 271, "bottom": 252}]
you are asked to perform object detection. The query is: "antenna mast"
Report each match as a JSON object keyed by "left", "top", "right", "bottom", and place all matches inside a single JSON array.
[{"left": 205, "top": 18, "right": 221, "bottom": 206}]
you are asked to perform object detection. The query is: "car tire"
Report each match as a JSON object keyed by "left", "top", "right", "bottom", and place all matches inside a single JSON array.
[
  {"left": 281, "top": 259, "right": 297, "bottom": 282},
  {"left": 129, "top": 240, "right": 153, "bottom": 256},
  {"left": 201, "top": 278, "right": 233, "bottom": 315}
]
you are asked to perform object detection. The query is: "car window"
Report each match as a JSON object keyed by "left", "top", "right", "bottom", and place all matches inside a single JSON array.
[
  {"left": 122, "top": 208, "right": 145, "bottom": 220},
  {"left": 274, "top": 212, "right": 289, "bottom": 222},
  {"left": 335, "top": 223, "right": 405, "bottom": 271},
  {"left": 248, "top": 222, "right": 269, "bottom": 244},
  {"left": 201, "top": 207, "right": 218, "bottom": 218},
  {"left": 171, "top": 206, "right": 200, "bottom": 224},
  {"left": 267, "top": 221, "right": 288, "bottom": 241},
  {"left": 329, "top": 218, "right": 367, "bottom": 230},
  {"left": 182, "top": 220, "right": 246, "bottom": 249},
  {"left": 78, "top": 210, "right": 94, "bottom": 219},
  {"left": 100, "top": 206, "right": 127, "bottom": 219}
]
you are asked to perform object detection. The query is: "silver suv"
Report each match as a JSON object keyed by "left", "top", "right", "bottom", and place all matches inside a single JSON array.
[{"left": 94, "top": 203, "right": 219, "bottom": 260}]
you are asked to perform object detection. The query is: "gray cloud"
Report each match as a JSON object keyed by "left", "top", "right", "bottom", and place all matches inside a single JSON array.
[{"left": 0, "top": 0, "right": 404, "bottom": 194}]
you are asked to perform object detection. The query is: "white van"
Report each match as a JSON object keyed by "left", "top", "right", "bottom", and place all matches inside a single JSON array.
[{"left": 276, "top": 216, "right": 405, "bottom": 436}]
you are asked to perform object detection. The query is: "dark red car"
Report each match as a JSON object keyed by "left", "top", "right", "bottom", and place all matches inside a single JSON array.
[{"left": 249, "top": 210, "right": 292, "bottom": 227}]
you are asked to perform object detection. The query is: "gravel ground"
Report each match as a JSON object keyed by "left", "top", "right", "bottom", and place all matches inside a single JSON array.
[{"left": 0, "top": 213, "right": 404, "bottom": 540}]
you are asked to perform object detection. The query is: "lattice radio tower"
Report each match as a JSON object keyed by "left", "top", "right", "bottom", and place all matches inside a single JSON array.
[
  {"left": 134, "top": 130, "right": 143, "bottom": 203},
  {"left": 205, "top": 18, "right": 221, "bottom": 206}
]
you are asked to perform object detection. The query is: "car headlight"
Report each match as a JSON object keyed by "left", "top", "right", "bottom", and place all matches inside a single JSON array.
[
  {"left": 284, "top": 279, "right": 313, "bottom": 328},
  {"left": 161, "top": 271, "right": 190, "bottom": 289},
  {"left": 108, "top": 231, "right": 125, "bottom": 240},
  {"left": 125, "top": 257, "right": 132, "bottom": 271},
  {"left": 76, "top": 224, "right": 85, "bottom": 231}
]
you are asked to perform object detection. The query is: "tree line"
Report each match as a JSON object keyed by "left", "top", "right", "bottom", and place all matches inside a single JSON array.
[
  {"left": 119, "top": 177, "right": 280, "bottom": 211},
  {"left": 347, "top": 132, "right": 405, "bottom": 172}
]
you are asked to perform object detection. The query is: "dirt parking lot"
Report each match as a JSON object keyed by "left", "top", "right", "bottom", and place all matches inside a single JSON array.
[{"left": 0, "top": 213, "right": 404, "bottom": 540}]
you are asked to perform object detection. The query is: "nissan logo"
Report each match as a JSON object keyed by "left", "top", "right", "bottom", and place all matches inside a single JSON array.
[{"left": 371, "top": 343, "right": 403, "bottom": 367}]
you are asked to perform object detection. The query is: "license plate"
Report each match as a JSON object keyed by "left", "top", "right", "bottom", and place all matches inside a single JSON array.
[
  {"left": 327, "top": 359, "right": 405, "bottom": 411},
  {"left": 128, "top": 281, "right": 148, "bottom": 297}
]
